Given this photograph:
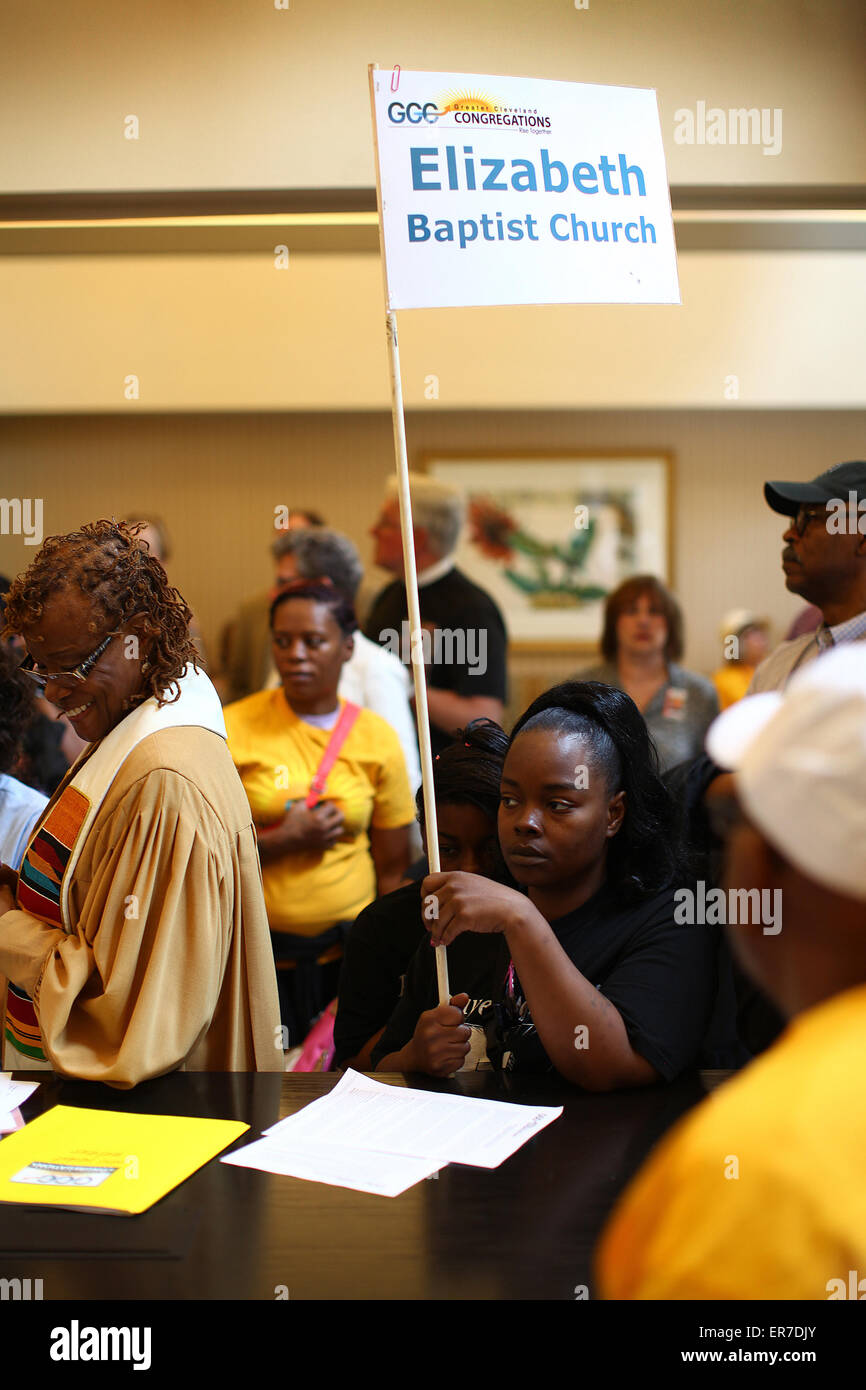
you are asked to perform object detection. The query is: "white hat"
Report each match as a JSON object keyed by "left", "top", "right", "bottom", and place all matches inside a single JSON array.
[{"left": 706, "top": 645, "right": 866, "bottom": 902}]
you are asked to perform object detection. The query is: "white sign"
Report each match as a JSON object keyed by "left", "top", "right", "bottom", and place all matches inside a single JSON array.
[{"left": 370, "top": 68, "right": 680, "bottom": 310}]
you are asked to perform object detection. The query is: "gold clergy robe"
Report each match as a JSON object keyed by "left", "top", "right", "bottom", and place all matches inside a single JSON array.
[{"left": 0, "top": 726, "right": 282, "bottom": 1086}]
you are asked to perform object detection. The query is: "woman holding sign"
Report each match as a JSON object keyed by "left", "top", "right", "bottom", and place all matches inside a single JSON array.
[{"left": 372, "top": 682, "right": 723, "bottom": 1087}]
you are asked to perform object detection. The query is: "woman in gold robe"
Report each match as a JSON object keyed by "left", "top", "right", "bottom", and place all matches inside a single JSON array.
[{"left": 0, "top": 520, "right": 282, "bottom": 1087}]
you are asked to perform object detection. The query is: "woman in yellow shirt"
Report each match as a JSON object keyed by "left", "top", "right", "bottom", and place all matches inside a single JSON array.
[
  {"left": 711, "top": 609, "right": 771, "bottom": 710},
  {"left": 224, "top": 579, "right": 415, "bottom": 1044}
]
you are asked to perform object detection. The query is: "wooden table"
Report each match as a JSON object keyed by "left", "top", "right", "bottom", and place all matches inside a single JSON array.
[{"left": 2, "top": 1068, "right": 720, "bottom": 1301}]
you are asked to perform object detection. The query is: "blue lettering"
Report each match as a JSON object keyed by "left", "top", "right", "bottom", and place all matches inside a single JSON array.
[
  {"left": 445, "top": 146, "right": 459, "bottom": 190},
  {"left": 408, "top": 214, "right": 431, "bottom": 242},
  {"left": 510, "top": 159, "right": 537, "bottom": 192},
  {"left": 573, "top": 162, "right": 598, "bottom": 194},
  {"left": 599, "top": 155, "right": 618, "bottom": 195},
  {"left": 550, "top": 213, "right": 570, "bottom": 241},
  {"left": 619, "top": 154, "right": 646, "bottom": 196},
  {"left": 541, "top": 148, "right": 568, "bottom": 193},
  {"left": 481, "top": 158, "right": 507, "bottom": 191},
  {"left": 410, "top": 148, "right": 441, "bottom": 191}
]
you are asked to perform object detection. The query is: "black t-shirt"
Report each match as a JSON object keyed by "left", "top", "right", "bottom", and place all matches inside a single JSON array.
[
  {"left": 364, "top": 567, "right": 508, "bottom": 755},
  {"left": 664, "top": 754, "right": 785, "bottom": 1060},
  {"left": 370, "top": 882, "right": 724, "bottom": 1081},
  {"left": 333, "top": 882, "right": 429, "bottom": 1069}
]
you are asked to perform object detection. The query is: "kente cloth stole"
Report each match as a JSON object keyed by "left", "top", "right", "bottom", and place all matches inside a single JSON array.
[
  {"left": 2, "top": 664, "right": 227, "bottom": 1070},
  {"left": 4, "top": 786, "right": 91, "bottom": 1062}
]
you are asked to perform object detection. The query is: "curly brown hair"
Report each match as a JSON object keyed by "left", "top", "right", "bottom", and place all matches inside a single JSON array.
[{"left": 1, "top": 520, "right": 198, "bottom": 707}]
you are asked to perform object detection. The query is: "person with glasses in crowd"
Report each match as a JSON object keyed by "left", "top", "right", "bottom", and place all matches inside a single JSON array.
[
  {"left": 0, "top": 520, "right": 281, "bottom": 1084},
  {"left": 674, "top": 461, "right": 866, "bottom": 1060},
  {"left": 749, "top": 459, "right": 866, "bottom": 691}
]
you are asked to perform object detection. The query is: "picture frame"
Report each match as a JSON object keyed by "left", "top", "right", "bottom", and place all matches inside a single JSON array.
[{"left": 423, "top": 451, "right": 673, "bottom": 649}]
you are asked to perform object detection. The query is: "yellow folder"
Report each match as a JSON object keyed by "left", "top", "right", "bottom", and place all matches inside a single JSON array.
[{"left": 0, "top": 1106, "right": 248, "bottom": 1215}]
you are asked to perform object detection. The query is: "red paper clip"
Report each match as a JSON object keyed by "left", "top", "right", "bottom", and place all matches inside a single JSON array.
[{"left": 391, "top": 64, "right": 401, "bottom": 92}]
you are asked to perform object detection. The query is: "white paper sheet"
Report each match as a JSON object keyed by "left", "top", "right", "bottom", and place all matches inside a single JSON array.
[
  {"left": 0, "top": 1075, "right": 39, "bottom": 1132},
  {"left": 0, "top": 1074, "right": 40, "bottom": 1111},
  {"left": 264, "top": 1069, "right": 563, "bottom": 1169},
  {"left": 221, "top": 1135, "right": 441, "bottom": 1197}
]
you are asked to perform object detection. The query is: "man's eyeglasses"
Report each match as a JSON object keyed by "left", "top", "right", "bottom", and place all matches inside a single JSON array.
[
  {"left": 19, "top": 630, "right": 121, "bottom": 692},
  {"left": 792, "top": 505, "right": 828, "bottom": 538}
]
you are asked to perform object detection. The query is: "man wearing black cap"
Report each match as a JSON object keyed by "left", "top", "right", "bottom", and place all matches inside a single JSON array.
[{"left": 750, "top": 459, "right": 866, "bottom": 692}]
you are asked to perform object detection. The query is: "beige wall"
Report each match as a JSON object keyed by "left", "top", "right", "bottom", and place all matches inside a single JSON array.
[
  {"left": 1, "top": 408, "right": 863, "bottom": 721},
  {"left": 2, "top": 0, "right": 864, "bottom": 192},
  {"left": 2, "top": 3, "right": 863, "bottom": 729},
  {"left": 3, "top": 250, "right": 865, "bottom": 412}
]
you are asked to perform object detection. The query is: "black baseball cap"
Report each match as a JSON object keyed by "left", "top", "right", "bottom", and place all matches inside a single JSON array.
[{"left": 764, "top": 460, "right": 866, "bottom": 516}]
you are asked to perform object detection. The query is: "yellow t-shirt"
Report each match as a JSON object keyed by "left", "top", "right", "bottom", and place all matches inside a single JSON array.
[
  {"left": 596, "top": 983, "right": 866, "bottom": 1300},
  {"left": 224, "top": 690, "right": 415, "bottom": 936},
  {"left": 711, "top": 663, "right": 756, "bottom": 711}
]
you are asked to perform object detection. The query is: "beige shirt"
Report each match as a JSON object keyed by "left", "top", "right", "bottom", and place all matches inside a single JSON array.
[
  {"left": 0, "top": 727, "right": 282, "bottom": 1087},
  {"left": 749, "top": 626, "right": 866, "bottom": 694}
]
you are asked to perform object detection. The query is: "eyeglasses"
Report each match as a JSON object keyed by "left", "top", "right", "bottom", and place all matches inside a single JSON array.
[
  {"left": 19, "top": 630, "right": 121, "bottom": 692},
  {"left": 792, "top": 505, "right": 828, "bottom": 538}
]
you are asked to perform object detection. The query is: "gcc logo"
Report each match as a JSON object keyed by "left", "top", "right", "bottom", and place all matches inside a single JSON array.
[{"left": 388, "top": 100, "right": 440, "bottom": 124}]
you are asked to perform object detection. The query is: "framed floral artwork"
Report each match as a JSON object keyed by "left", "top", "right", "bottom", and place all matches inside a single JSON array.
[{"left": 423, "top": 452, "right": 672, "bottom": 648}]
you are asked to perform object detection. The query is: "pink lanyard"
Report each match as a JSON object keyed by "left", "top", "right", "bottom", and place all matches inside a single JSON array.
[{"left": 304, "top": 702, "right": 360, "bottom": 808}]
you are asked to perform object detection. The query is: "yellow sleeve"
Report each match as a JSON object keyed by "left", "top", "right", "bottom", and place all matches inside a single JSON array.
[
  {"left": 365, "top": 715, "right": 416, "bottom": 830},
  {"left": 23, "top": 772, "right": 232, "bottom": 1088},
  {"left": 595, "top": 1118, "right": 830, "bottom": 1300},
  {"left": 595, "top": 1132, "right": 735, "bottom": 1298}
]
